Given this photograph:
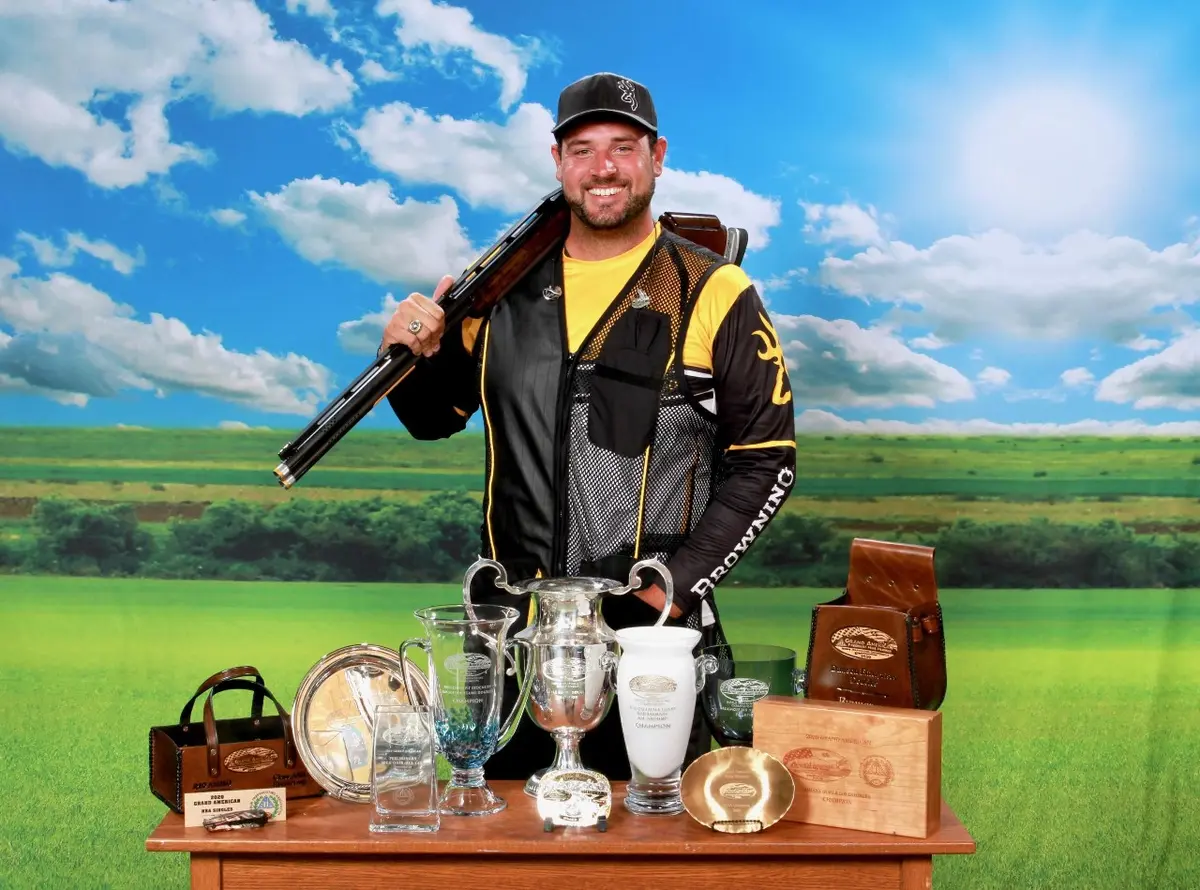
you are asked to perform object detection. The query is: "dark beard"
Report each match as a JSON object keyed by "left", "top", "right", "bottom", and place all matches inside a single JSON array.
[{"left": 565, "top": 178, "right": 655, "bottom": 230}]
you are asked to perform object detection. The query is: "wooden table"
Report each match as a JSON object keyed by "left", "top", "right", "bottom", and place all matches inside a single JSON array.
[{"left": 146, "top": 781, "right": 975, "bottom": 889}]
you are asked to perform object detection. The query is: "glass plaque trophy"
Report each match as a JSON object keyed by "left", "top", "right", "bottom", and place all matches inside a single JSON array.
[{"left": 369, "top": 704, "right": 440, "bottom": 833}]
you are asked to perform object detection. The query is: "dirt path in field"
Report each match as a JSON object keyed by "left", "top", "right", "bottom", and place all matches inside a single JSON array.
[{"left": 0, "top": 497, "right": 209, "bottom": 521}]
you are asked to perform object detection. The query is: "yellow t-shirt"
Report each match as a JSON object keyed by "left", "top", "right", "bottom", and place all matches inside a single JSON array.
[{"left": 463, "top": 224, "right": 750, "bottom": 372}]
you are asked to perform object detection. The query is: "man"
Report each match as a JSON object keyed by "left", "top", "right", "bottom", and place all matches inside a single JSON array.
[{"left": 379, "top": 72, "right": 797, "bottom": 780}]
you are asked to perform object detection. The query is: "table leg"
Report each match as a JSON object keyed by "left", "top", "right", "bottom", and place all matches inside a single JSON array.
[
  {"left": 900, "top": 856, "right": 932, "bottom": 890},
  {"left": 191, "top": 853, "right": 221, "bottom": 890}
]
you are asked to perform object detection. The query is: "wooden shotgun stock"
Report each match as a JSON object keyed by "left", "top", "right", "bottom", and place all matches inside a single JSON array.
[{"left": 273, "top": 188, "right": 749, "bottom": 489}]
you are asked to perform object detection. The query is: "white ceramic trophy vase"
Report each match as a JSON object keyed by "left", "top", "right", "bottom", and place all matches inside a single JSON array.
[{"left": 614, "top": 625, "right": 705, "bottom": 815}]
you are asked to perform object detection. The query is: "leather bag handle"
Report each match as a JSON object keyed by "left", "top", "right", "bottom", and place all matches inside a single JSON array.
[
  {"left": 179, "top": 665, "right": 266, "bottom": 726},
  {"left": 201, "top": 678, "right": 297, "bottom": 778}
]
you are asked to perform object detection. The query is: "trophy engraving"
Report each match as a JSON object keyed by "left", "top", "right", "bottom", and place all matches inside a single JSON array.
[
  {"left": 536, "top": 768, "right": 612, "bottom": 832},
  {"left": 831, "top": 626, "right": 899, "bottom": 661},
  {"left": 462, "top": 556, "right": 674, "bottom": 797}
]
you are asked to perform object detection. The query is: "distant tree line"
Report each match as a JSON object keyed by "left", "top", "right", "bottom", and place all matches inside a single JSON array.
[{"left": 3, "top": 496, "right": 1200, "bottom": 589}]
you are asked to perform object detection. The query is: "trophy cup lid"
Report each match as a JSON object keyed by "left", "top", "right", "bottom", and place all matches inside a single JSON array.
[
  {"left": 291, "top": 643, "right": 430, "bottom": 804},
  {"left": 680, "top": 747, "right": 795, "bottom": 834}
]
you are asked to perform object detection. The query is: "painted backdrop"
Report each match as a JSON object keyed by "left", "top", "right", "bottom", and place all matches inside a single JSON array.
[{"left": 1, "top": 1, "right": 1197, "bottom": 888}]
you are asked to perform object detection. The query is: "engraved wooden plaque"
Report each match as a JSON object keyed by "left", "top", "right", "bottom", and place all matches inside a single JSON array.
[{"left": 751, "top": 695, "right": 942, "bottom": 839}]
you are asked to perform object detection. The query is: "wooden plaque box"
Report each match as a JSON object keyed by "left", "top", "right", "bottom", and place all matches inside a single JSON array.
[{"left": 752, "top": 695, "right": 942, "bottom": 839}]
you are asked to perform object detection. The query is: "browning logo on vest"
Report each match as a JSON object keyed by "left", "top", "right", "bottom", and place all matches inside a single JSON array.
[{"left": 752, "top": 311, "right": 791, "bottom": 406}]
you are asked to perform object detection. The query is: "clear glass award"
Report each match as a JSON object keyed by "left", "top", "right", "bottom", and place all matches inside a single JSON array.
[{"left": 369, "top": 704, "right": 440, "bottom": 833}]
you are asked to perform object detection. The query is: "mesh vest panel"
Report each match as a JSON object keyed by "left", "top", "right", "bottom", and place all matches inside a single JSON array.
[{"left": 563, "top": 233, "right": 725, "bottom": 583}]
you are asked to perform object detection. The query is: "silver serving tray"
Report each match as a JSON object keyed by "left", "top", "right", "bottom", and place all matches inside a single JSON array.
[{"left": 291, "top": 643, "right": 430, "bottom": 804}]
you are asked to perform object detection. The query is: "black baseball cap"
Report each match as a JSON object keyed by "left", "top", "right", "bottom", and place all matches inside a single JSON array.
[{"left": 552, "top": 72, "right": 658, "bottom": 139}]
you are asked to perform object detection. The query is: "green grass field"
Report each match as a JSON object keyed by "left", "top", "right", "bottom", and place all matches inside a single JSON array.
[
  {"left": 1, "top": 577, "right": 1197, "bottom": 889},
  {"left": 5, "top": 427, "right": 1200, "bottom": 535}
]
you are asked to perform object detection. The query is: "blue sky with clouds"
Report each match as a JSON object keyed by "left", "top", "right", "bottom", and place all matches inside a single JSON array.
[{"left": 2, "top": 0, "right": 1199, "bottom": 435}]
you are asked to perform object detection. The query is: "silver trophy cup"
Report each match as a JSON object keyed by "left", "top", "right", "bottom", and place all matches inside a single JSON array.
[{"left": 462, "top": 557, "right": 673, "bottom": 796}]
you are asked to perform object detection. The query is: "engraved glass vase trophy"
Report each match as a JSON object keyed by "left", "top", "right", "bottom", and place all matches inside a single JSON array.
[
  {"left": 615, "top": 625, "right": 707, "bottom": 815},
  {"left": 400, "top": 604, "right": 534, "bottom": 816},
  {"left": 369, "top": 704, "right": 440, "bottom": 832},
  {"left": 462, "top": 556, "right": 673, "bottom": 797},
  {"left": 697, "top": 643, "right": 807, "bottom": 747}
]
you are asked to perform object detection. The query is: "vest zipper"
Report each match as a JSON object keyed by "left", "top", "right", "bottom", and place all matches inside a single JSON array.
[
  {"left": 551, "top": 248, "right": 572, "bottom": 576},
  {"left": 551, "top": 348, "right": 574, "bottom": 576}
]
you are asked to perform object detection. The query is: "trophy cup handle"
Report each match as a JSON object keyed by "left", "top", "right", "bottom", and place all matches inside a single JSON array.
[
  {"left": 623, "top": 558, "right": 674, "bottom": 627},
  {"left": 462, "top": 557, "right": 521, "bottom": 612},
  {"left": 496, "top": 636, "right": 535, "bottom": 753},
  {"left": 693, "top": 654, "right": 713, "bottom": 694},
  {"left": 398, "top": 638, "right": 431, "bottom": 711}
]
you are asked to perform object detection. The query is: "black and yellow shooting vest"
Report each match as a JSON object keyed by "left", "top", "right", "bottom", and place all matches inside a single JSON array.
[{"left": 476, "top": 229, "right": 730, "bottom": 596}]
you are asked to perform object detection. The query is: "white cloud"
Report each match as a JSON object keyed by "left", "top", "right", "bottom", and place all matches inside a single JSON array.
[
  {"left": 800, "top": 201, "right": 885, "bottom": 247},
  {"left": 0, "top": 256, "right": 331, "bottom": 414},
  {"left": 910, "top": 333, "right": 949, "bottom": 350},
  {"left": 1096, "top": 330, "right": 1200, "bottom": 411},
  {"left": 1124, "top": 334, "right": 1164, "bottom": 351},
  {"left": 286, "top": 0, "right": 336, "bottom": 19},
  {"left": 813, "top": 207, "right": 1200, "bottom": 344},
  {"left": 375, "top": 0, "right": 540, "bottom": 110},
  {"left": 250, "top": 175, "right": 478, "bottom": 287},
  {"left": 349, "top": 101, "right": 781, "bottom": 247},
  {"left": 351, "top": 102, "right": 553, "bottom": 213},
  {"left": 15, "top": 231, "right": 143, "bottom": 275},
  {"left": 771, "top": 314, "right": 975, "bottom": 409},
  {"left": 976, "top": 366, "right": 1011, "bottom": 388},
  {"left": 210, "top": 208, "right": 248, "bottom": 227},
  {"left": 795, "top": 408, "right": 1200, "bottom": 437},
  {"left": 0, "top": 0, "right": 355, "bottom": 188},
  {"left": 360, "top": 60, "right": 400, "bottom": 83},
  {"left": 1061, "top": 367, "right": 1096, "bottom": 388},
  {"left": 337, "top": 293, "right": 400, "bottom": 355}
]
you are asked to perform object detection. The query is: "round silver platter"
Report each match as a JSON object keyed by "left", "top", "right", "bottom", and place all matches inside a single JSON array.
[{"left": 291, "top": 642, "right": 430, "bottom": 804}]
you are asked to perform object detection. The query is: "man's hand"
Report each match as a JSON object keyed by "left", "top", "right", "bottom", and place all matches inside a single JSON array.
[
  {"left": 636, "top": 584, "right": 683, "bottom": 620},
  {"left": 382, "top": 273, "right": 455, "bottom": 358}
]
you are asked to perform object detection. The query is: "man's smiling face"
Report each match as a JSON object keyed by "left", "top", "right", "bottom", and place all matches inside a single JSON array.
[{"left": 552, "top": 119, "right": 666, "bottom": 230}]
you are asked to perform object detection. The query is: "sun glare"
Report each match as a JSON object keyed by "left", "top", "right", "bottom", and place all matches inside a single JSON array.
[{"left": 955, "top": 84, "right": 1137, "bottom": 233}]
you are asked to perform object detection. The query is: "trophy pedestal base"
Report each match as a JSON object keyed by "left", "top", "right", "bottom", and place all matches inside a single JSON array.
[
  {"left": 623, "top": 766, "right": 684, "bottom": 816},
  {"left": 523, "top": 768, "right": 548, "bottom": 798},
  {"left": 438, "top": 768, "right": 508, "bottom": 817}
]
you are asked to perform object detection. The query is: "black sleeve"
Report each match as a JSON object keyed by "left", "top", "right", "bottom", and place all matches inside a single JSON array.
[
  {"left": 665, "top": 283, "right": 797, "bottom": 616},
  {"left": 382, "top": 318, "right": 482, "bottom": 440}
]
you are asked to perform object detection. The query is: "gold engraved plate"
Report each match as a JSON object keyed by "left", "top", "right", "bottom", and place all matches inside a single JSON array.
[
  {"left": 681, "top": 747, "right": 795, "bottom": 834},
  {"left": 536, "top": 768, "right": 612, "bottom": 832}
]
